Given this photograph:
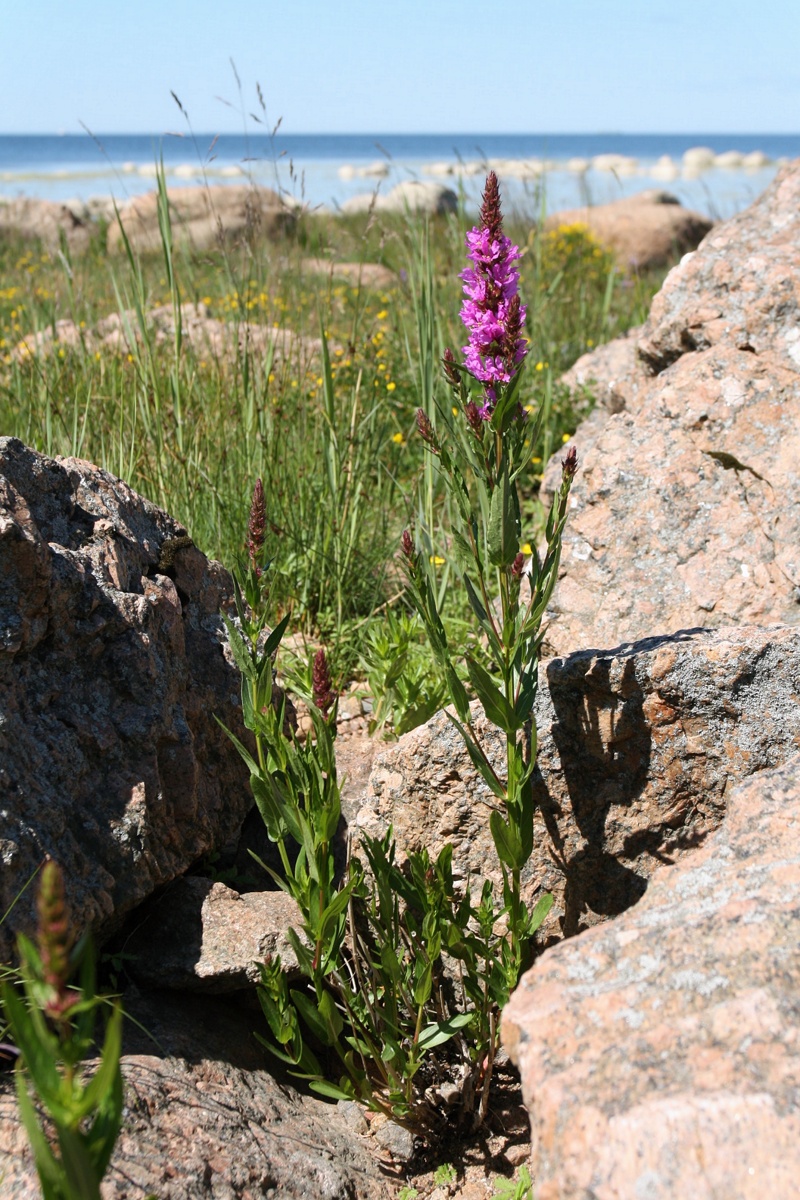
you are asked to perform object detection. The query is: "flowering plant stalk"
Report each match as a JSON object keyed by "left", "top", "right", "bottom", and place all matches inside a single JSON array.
[
  {"left": 0, "top": 861, "right": 125, "bottom": 1200},
  {"left": 223, "top": 179, "right": 577, "bottom": 1135},
  {"left": 403, "top": 170, "right": 578, "bottom": 1054}
]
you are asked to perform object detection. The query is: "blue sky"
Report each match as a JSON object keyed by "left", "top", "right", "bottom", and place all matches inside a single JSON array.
[{"left": 3, "top": 0, "right": 799, "bottom": 134}]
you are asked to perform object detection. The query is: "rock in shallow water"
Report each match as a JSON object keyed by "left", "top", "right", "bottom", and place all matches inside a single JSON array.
[{"left": 501, "top": 754, "right": 800, "bottom": 1200}]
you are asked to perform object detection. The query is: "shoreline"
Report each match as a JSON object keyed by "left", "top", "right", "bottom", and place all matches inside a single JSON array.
[{"left": 1, "top": 134, "right": 795, "bottom": 219}]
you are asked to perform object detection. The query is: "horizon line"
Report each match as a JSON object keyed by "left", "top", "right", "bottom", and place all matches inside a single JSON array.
[{"left": 1, "top": 130, "right": 798, "bottom": 138}]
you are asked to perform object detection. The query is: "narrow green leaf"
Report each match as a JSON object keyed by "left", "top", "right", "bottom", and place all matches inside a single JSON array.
[
  {"left": 14, "top": 1069, "right": 67, "bottom": 1199},
  {"left": 417, "top": 1012, "right": 474, "bottom": 1050},
  {"left": 463, "top": 574, "right": 488, "bottom": 624},
  {"left": 317, "top": 989, "right": 344, "bottom": 1042},
  {"left": 465, "top": 656, "right": 519, "bottom": 735},
  {"left": 444, "top": 663, "right": 471, "bottom": 724},
  {"left": 308, "top": 1078, "right": 354, "bottom": 1101},
  {"left": 214, "top": 717, "right": 260, "bottom": 778},
  {"left": 262, "top": 612, "right": 291, "bottom": 661},
  {"left": 2, "top": 983, "right": 61, "bottom": 1102},
  {"left": 413, "top": 960, "right": 433, "bottom": 1006},
  {"left": 285, "top": 928, "right": 315, "bottom": 975},
  {"left": 249, "top": 772, "right": 290, "bottom": 843},
  {"left": 56, "top": 1127, "right": 103, "bottom": 1200},
  {"left": 526, "top": 891, "right": 554, "bottom": 936},
  {"left": 74, "top": 1002, "right": 123, "bottom": 1122},
  {"left": 489, "top": 810, "right": 523, "bottom": 869},
  {"left": 290, "top": 989, "right": 332, "bottom": 1045},
  {"left": 487, "top": 463, "right": 520, "bottom": 568}
]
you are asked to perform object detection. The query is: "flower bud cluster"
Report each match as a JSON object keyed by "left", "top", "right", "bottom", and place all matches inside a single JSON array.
[
  {"left": 312, "top": 648, "right": 336, "bottom": 717},
  {"left": 247, "top": 478, "right": 267, "bottom": 576}
]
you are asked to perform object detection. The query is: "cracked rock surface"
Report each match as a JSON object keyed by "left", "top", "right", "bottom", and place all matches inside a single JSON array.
[
  {"left": 0, "top": 989, "right": 391, "bottom": 1199},
  {"left": 501, "top": 754, "right": 800, "bottom": 1200},
  {"left": 547, "top": 160, "right": 800, "bottom": 656},
  {"left": 0, "top": 438, "right": 251, "bottom": 959},
  {"left": 355, "top": 624, "right": 800, "bottom": 943}
]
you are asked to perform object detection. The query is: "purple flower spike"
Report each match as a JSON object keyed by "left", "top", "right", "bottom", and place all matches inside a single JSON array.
[{"left": 460, "top": 171, "right": 527, "bottom": 417}]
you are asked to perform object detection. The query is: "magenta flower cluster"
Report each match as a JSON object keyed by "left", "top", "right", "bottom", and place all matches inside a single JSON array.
[{"left": 460, "top": 172, "right": 528, "bottom": 417}]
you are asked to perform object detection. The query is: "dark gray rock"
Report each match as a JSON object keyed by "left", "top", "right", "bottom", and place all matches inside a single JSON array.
[{"left": 0, "top": 439, "right": 251, "bottom": 959}]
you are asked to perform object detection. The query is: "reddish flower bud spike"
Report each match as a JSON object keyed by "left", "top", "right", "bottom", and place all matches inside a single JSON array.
[
  {"left": 312, "top": 648, "right": 336, "bottom": 717},
  {"left": 415, "top": 408, "right": 438, "bottom": 452},
  {"left": 442, "top": 347, "right": 461, "bottom": 389},
  {"left": 247, "top": 478, "right": 267, "bottom": 575},
  {"left": 562, "top": 445, "right": 578, "bottom": 479},
  {"left": 36, "top": 860, "right": 77, "bottom": 1020},
  {"left": 465, "top": 401, "right": 484, "bottom": 439},
  {"left": 480, "top": 171, "right": 503, "bottom": 242},
  {"left": 401, "top": 529, "right": 414, "bottom": 560}
]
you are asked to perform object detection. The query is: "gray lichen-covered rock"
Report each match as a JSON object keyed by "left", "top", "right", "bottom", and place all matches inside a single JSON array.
[
  {"left": 501, "top": 754, "right": 800, "bottom": 1200},
  {"left": 546, "top": 161, "right": 800, "bottom": 656},
  {"left": 0, "top": 989, "right": 392, "bottom": 1199},
  {"left": 0, "top": 438, "right": 251, "bottom": 959},
  {"left": 354, "top": 624, "right": 800, "bottom": 943}
]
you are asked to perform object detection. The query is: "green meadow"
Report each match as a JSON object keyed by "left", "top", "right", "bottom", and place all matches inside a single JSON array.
[{"left": 0, "top": 191, "right": 665, "bottom": 688}]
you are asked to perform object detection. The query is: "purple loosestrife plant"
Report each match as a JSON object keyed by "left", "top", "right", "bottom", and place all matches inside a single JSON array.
[
  {"left": 223, "top": 489, "right": 478, "bottom": 1134},
  {"left": 403, "top": 171, "right": 579, "bottom": 1118},
  {"left": 222, "top": 182, "right": 579, "bottom": 1136}
]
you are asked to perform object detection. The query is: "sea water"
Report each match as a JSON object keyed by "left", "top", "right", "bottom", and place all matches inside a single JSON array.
[{"left": 1, "top": 132, "right": 798, "bottom": 219}]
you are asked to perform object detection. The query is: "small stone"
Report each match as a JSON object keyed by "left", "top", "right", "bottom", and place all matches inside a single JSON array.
[
  {"left": 336, "top": 1098, "right": 369, "bottom": 1136},
  {"left": 372, "top": 1116, "right": 416, "bottom": 1163},
  {"left": 502, "top": 1143, "right": 531, "bottom": 1168}
]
